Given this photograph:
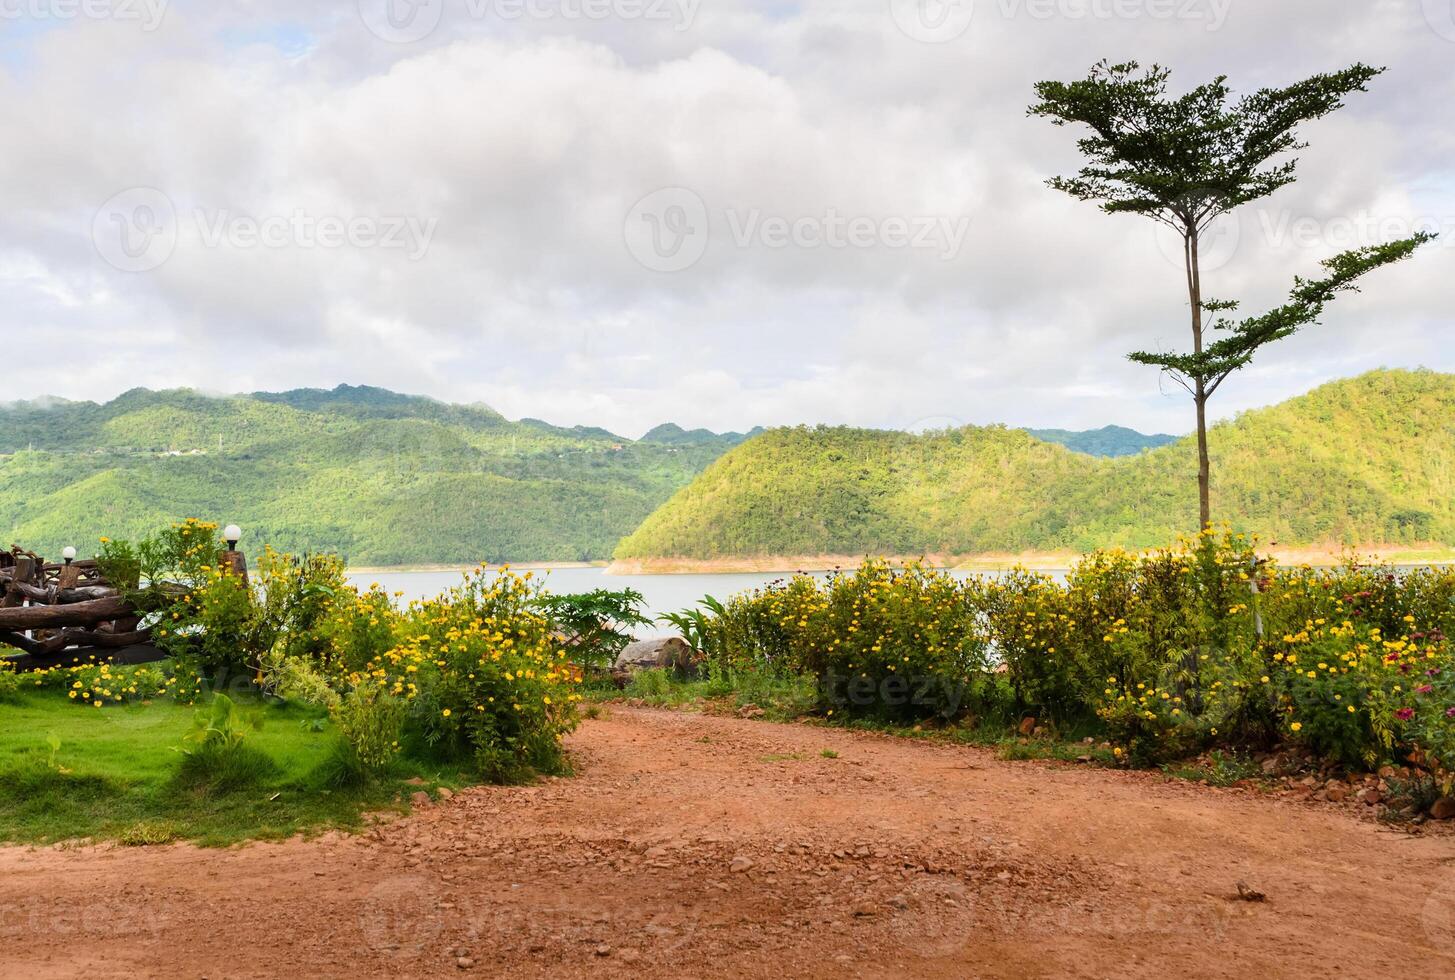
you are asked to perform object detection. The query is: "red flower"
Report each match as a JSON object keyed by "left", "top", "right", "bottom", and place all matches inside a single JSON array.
[{"left": 1395, "top": 707, "right": 1415, "bottom": 721}]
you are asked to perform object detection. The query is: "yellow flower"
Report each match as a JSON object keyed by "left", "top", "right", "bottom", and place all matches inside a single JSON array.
[
  {"left": 1290, "top": 722, "right": 1302, "bottom": 732},
  {"left": 441, "top": 708, "right": 452, "bottom": 717}
]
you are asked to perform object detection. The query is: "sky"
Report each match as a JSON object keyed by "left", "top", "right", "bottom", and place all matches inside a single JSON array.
[{"left": 1, "top": 0, "right": 1452, "bottom": 439}]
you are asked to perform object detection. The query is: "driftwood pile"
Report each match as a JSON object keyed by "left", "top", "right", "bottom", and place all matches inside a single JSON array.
[{"left": 0, "top": 547, "right": 155, "bottom": 671}]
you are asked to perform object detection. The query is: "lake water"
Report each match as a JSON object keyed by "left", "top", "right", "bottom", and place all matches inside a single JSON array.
[{"left": 345, "top": 566, "right": 1066, "bottom": 638}]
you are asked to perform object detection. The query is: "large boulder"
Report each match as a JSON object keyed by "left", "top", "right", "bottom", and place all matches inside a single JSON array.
[{"left": 613, "top": 637, "right": 696, "bottom": 676}]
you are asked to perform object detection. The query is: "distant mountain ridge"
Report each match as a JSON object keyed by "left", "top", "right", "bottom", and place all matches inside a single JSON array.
[
  {"left": 1026, "top": 424, "right": 1177, "bottom": 457},
  {"left": 0, "top": 385, "right": 751, "bottom": 564},
  {"left": 10, "top": 373, "right": 1447, "bottom": 565},
  {"left": 615, "top": 370, "right": 1455, "bottom": 561}
]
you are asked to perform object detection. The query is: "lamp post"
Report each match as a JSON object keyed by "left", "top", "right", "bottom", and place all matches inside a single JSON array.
[
  {"left": 220, "top": 524, "right": 249, "bottom": 584},
  {"left": 57, "top": 545, "right": 80, "bottom": 588}
]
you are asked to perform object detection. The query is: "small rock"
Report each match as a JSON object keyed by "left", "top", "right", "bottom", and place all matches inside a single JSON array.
[
  {"left": 411, "top": 791, "right": 432, "bottom": 807},
  {"left": 1075, "top": 755, "right": 1093, "bottom": 764},
  {"left": 455, "top": 958, "right": 474, "bottom": 970},
  {"left": 594, "top": 945, "right": 612, "bottom": 957},
  {"left": 1017, "top": 716, "right": 1036, "bottom": 736},
  {"left": 852, "top": 901, "right": 878, "bottom": 917},
  {"left": 437, "top": 787, "right": 454, "bottom": 800},
  {"left": 888, "top": 894, "right": 910, "bottom": 910},
  {"left": 1235, "top": 881, "right": 1265, "bottom": 903},
  {"left": 729, "top": 856, "right": 755, "bottom": 874},
  {"left": 644, "top": 846, "right": 668, "bottom": 859},
  {"left": 1360, "top": 787, "right": 1383, "bottom": 806},
  {"left": 618, "top": 949, "right": 640, "bottom": 964},
  {"left": 1431, "top": 797, "right": 1455, "bottom": 821},
  {"left": 1326, "top": 785, "right": 1347, "bottom": 803},
  {"left": 405, "top": 777, "right": 426, "bottom": 786}
]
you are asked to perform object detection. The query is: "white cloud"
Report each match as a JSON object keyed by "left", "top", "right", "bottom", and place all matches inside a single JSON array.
[{"left": 0, "top": 0, "right": 1451, "bottom": 439}]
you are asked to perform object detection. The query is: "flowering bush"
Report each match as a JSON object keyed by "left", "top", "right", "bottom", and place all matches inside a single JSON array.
[
  {"left": 315, "top": 581, "right": 399, "bottom": 676},
  {"left": 811, "top": 561, "right": 992, "bottom": 721},
  {"left": 1406, "top": 646, "right": 1455, "bottom": 792},
  {"left": 981, "top": 568, "right": 1079, "bottom": 720},
  {"left": 709, "top": 574, "right": 828, "bottom": 677},
  {"left": 674, "top": 529, "right": 1455, "bottom": 779},
  {"left": 691, "top": 561, "right": 993, "bottom": 721},
  {"left": 98, "top": 520, "right": 346, "bottom": 681},
  {"left": 340, "top": 567, "right": 581, "bottom": 782},
  {"left": 1098, "top": 679, "right": 1206, "bottom": 767},
  {"left": 61, "top": 662, "right": 192, "bottom": 707}
]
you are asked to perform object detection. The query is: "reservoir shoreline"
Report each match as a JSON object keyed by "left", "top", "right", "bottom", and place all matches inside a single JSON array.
[{"left": 346, "top": 543, "right": 1455, "bottom": 577}]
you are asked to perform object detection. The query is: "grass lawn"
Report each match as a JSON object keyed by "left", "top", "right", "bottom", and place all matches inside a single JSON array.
[{"left": 0, "top": 689, "right": 469, "bottom": 847}]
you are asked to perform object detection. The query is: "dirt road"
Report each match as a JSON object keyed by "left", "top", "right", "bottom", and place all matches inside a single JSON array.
[{"left": 3, "top": 707, "right": 1454, "bottom": 979}]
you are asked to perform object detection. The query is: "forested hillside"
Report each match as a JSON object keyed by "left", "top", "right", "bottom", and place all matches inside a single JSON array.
[
  {"left": 0, "top": 386, "right": 749, "bottom": 564},
  {"left": 615, "top": 370, "right": 1455, "bottom": 560}
]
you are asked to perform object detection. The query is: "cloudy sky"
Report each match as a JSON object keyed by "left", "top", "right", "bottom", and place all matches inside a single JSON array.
[{"left": 2, "top": 0, "right": 1451, "bottom": 438}]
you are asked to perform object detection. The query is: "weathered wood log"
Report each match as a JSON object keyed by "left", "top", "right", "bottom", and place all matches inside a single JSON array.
[
  {"left": 0, "top": 595, "right": 132, "bottom": 632},
  {"left": 0, "top": 557, "right": 35, "bottom": 608},
  {"left": 5, "top": 582, "right": 119, "bottom": 605},
  {"left": 0, "top": 631, "right": 46, "bottom": 655},
  {"left": 2, "top": 626, "right": 153, "bottom": 657}
]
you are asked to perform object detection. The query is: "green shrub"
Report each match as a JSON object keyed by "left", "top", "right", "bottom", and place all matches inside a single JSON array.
[
  {"left": 174, "top": 694, "right": 276, "bottom": 794},
  {"left": 624, "top": 669, "right": 673, "bottom": 698},
  {"left": 534, "top": 587, "right": 652, "bottom": 670},
  {"left": 174, "top": 739, "right": 277, "bottom": 795},
  {"left": 330, "top": 685, "right": 405, "bottom": 778}
]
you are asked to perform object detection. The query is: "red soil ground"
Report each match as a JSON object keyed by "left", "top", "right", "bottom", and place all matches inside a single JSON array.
[{"left": 3, "top": 706, "right": 1454, "bottom": 979}]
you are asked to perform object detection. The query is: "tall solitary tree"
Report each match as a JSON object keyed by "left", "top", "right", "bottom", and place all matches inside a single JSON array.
[{"left": 1029, "top": 61, "right": 1434, "bottom": 529}]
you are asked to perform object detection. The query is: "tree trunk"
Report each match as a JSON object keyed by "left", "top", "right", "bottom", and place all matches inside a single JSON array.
[
  {"left": 1194, "top": 391, "right": 1210, "bottom": 530},
  {"left": 1185, "top": 229, "right": 1212, "bottom": 529}
]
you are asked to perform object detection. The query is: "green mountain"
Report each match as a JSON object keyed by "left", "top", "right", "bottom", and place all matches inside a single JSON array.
[
  {"left": 0, "top": 387, "right": 748, "bottom": 565},
  {"left": 1026, "top": 424, "right": 1177, "bottom": 457},
  {"left": 615, "top": 370, "right": 1455, "bottom": 560}
]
